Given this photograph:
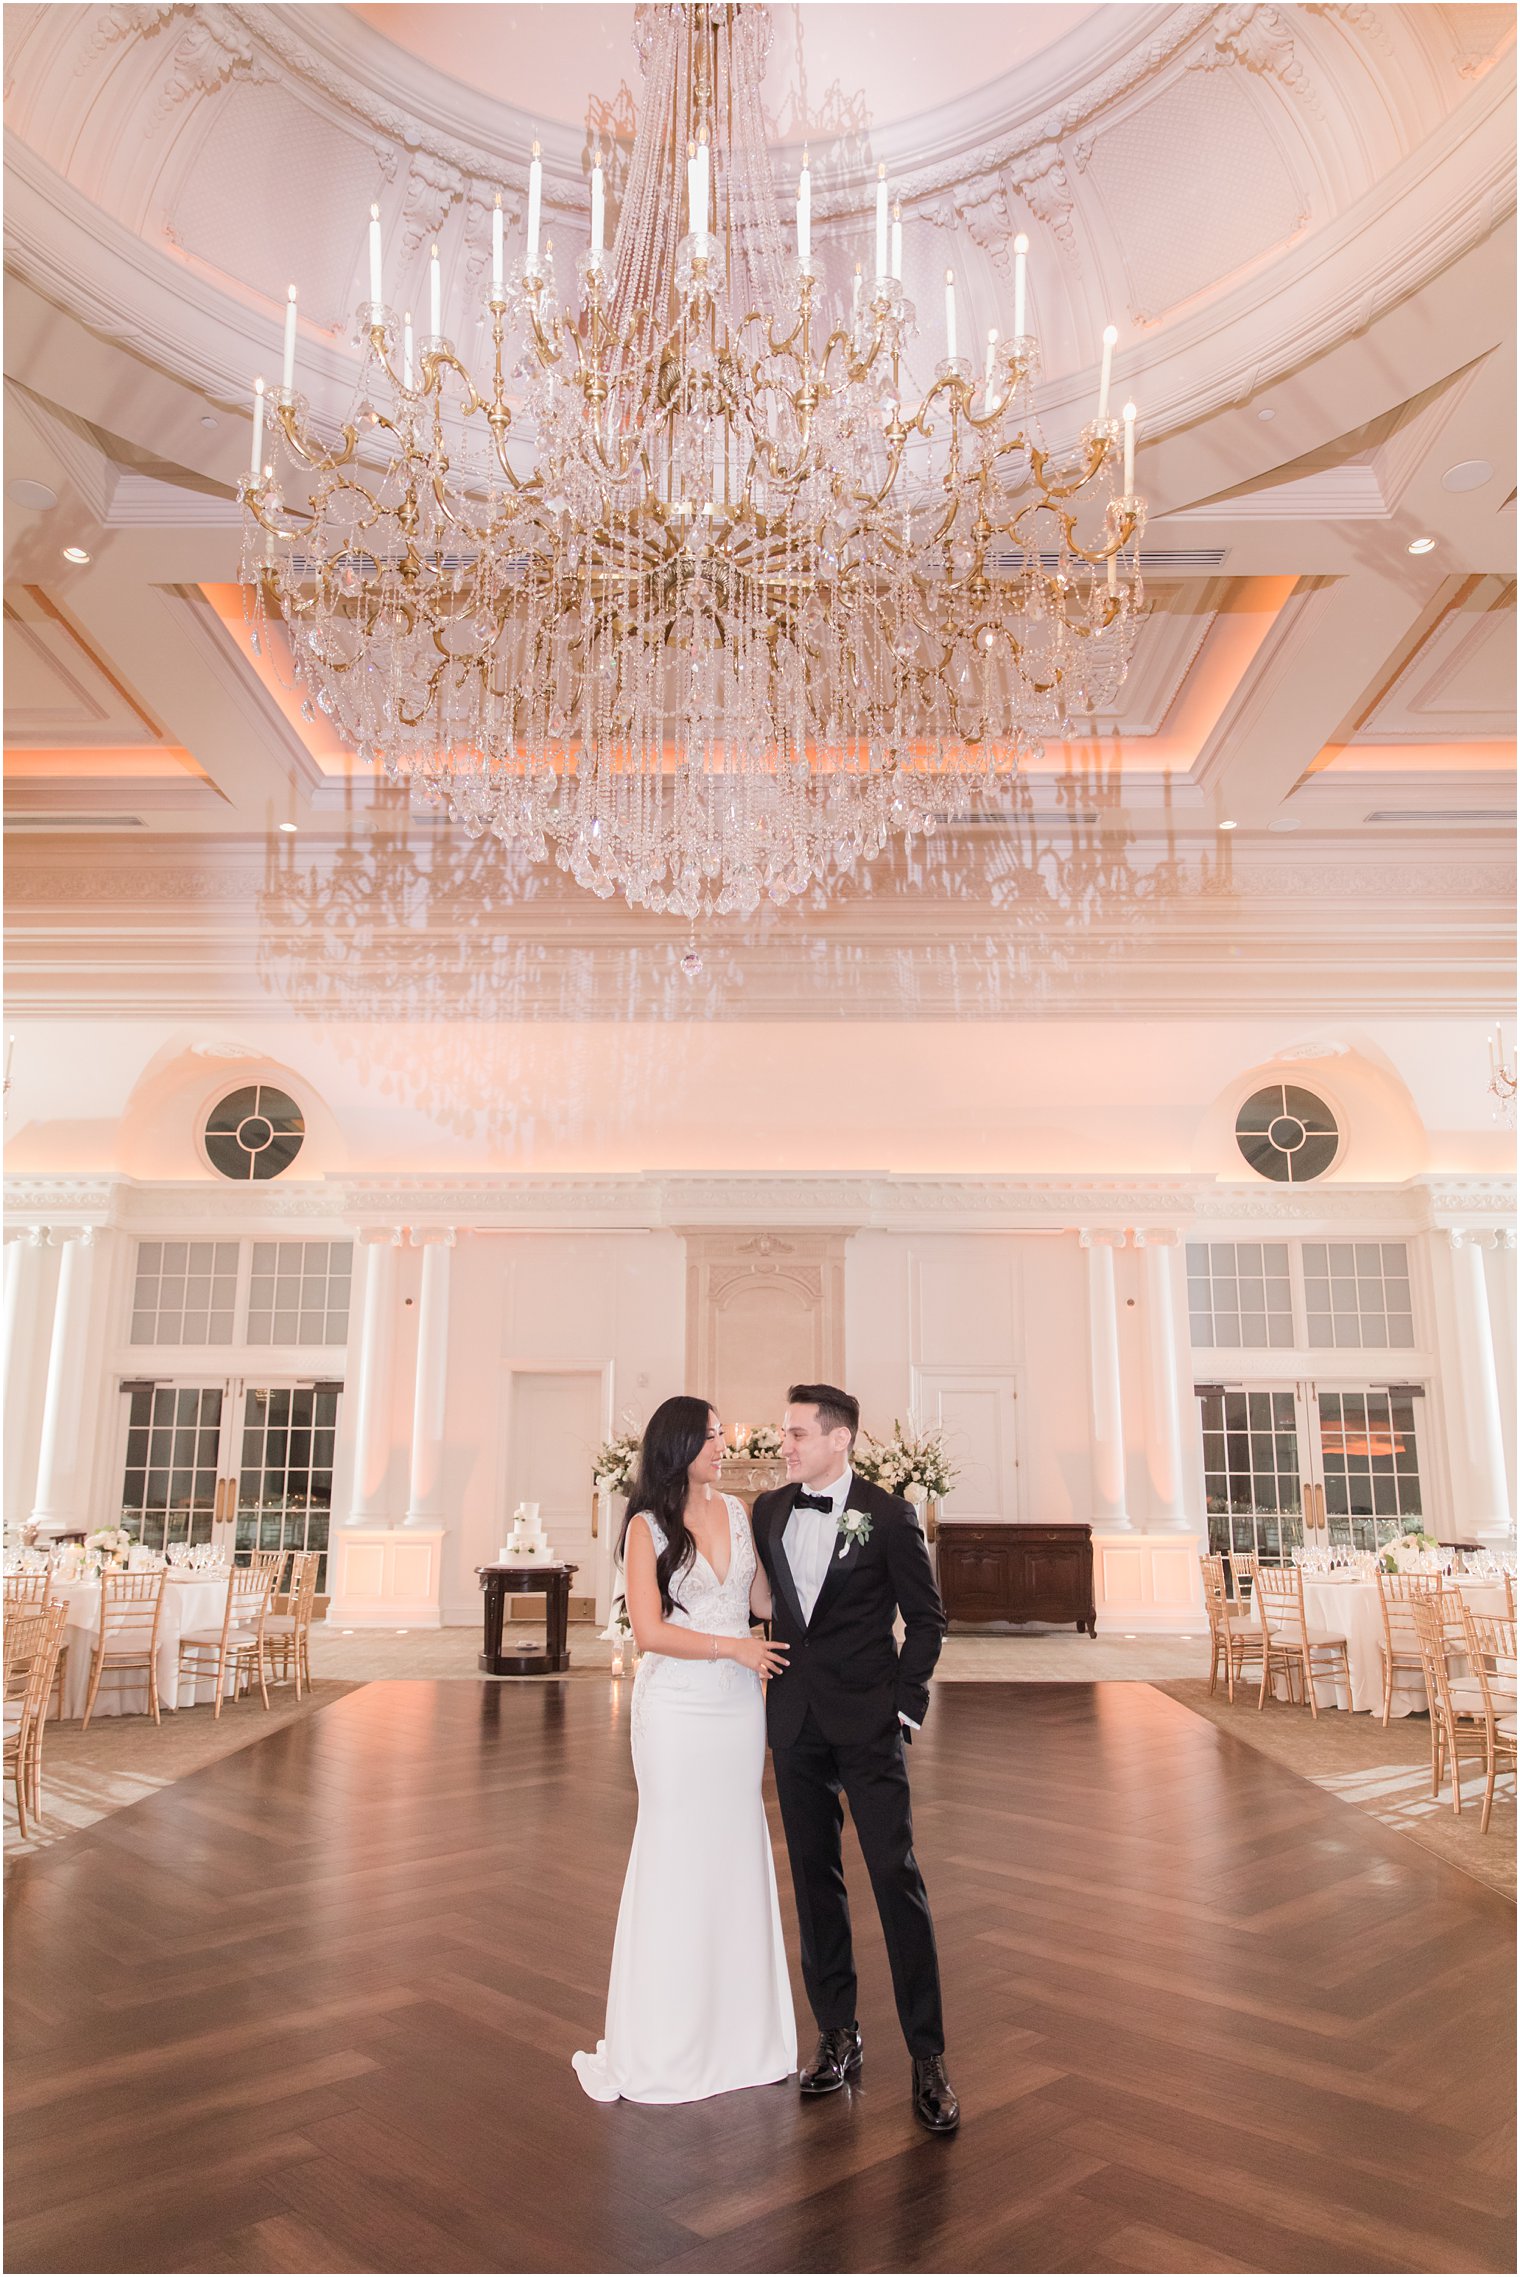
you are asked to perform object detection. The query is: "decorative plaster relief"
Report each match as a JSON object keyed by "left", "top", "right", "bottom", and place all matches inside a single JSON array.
[
  {"left": 149, "top": 11, "right": 263, "bottom": 128},
  {"left": 1190, "top": 5, "right": 1323, "bottom": 115}
]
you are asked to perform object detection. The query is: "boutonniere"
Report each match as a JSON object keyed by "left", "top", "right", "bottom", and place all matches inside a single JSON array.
[{"left": 836, "top": 1509, "right": 872, "bottom": 1558}]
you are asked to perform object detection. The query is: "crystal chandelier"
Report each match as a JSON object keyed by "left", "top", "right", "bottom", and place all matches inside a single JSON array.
[{"left": 241, "top": 3, "right": 1147, "bottom": 917}]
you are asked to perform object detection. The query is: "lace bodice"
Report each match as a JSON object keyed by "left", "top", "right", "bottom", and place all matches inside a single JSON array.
[{"left": 635, "top": 1495, "right": 755, "bottom": 1637}]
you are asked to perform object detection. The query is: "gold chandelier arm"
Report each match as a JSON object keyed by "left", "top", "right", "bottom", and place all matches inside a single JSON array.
[{"left": 273, "top": 403, "right": 359, "bottom": 473}]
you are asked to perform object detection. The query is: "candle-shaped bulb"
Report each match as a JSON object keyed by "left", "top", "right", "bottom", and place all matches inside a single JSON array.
[
  {"left": 1013, "top": 231, "right": 1029, "bottom": 339},
  {"left": 526, "top": 138, "right": 543, "bottom": 267},
  {"left": 368, "top": 203, "right": 383, "bottom": 306},
  {"left": 693, "top": 129, "right": 710, "bottom": 237},
  {"left": 944, "top": 267, "right": 958, "bottom": 363},
  {"left": 891, "top": 197, "right": 903, "bottom": 281},
  {"left": 403, "top": 310, "right": 414, "bottom": 391},
  {"left": 797, "top": 148, "right": 811, "bottom": 261},
  {"left": 1122, "top": 400, "right": 1137, "bottom": 493},
  {"left": 1097, "top": 322, "right": 1117, "bottom": 423},
  {"left": 491, "top": 189, "right": 504, "bottom": 291},
  {"left": 591, "top": 153, "right": 605, "bottom": 255},
  {"left": 429, "top": 241, "right": 441, "bottom": 337},
  {"left": 281, "top": 283, "right": 298, "bottom": 392},
  {"left": 875, "top": 159, "right": 889, "bottom": 278},
  {"left": 249, "top": 376, "right": 265, "bottom": 478},
  {"left": 983, "top": 326, "right": 998, "bottom": 399}
]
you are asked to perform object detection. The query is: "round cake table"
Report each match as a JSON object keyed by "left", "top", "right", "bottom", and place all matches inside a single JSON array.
[{"left": 475, "top": 1561, "right": 579, "bottom": 1676}]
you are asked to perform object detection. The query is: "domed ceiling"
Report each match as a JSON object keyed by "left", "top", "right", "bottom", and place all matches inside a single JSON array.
[{"left": 2, "top": 2, "right": 1514, "bottom": 1024}]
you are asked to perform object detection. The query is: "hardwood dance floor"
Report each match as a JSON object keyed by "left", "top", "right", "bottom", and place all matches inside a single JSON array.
[{"left": 6, "top": 1681, "right": 1514, "bottom": 2275}]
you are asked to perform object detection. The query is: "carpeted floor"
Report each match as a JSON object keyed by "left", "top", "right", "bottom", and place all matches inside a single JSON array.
[{"left": 1158, "top": 1676, "right": 1517, "bottom": 1901}]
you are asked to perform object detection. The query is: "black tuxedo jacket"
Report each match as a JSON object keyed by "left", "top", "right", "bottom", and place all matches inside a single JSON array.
[{"left": 753, "top": 1473, "right": 947, "bottom": 1748}]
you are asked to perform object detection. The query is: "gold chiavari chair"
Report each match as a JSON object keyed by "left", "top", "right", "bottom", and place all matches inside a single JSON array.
[
  {"left": 5, "top": 1569, "right": 67, "bottom": 1719},
  {"left": 4, "top": 1601, "right": 69, "bottom": 1838},
  {"left": 1374, "top": 1569, "right": 1441, "bottom": 1727},
  {"left": 81, "top": 1570, "right": 168, "bottom": 1729},
  {"left": 177, "top": 1566, "right": 274, "bottom": 1718},
  {"left": 260, "top": 1550, "right": 320, "bottom": 1701},
  {"left": 1253, "top": 1562, "right": 1352, "bottom": 1718},
  {"left": 247, "top": 1547, "right": 289, "bottom": 1597},
  {"left": 1451, "top": 1605, "right": 1519, "bottom": 1834},
  {"left": 1411, "top": 1591, "right": 1485, "bottom": 1818},
  {"left": 1199, "top": 1554, "right": 1261, "bottom": 1704}
]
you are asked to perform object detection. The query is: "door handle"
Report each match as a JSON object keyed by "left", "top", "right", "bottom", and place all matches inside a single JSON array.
[{"left": 1313, "top": 1484, "right": 1326, "bottom": 1530}]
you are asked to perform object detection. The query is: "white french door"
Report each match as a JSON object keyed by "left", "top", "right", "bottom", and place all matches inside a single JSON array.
[
  {"left": 116, "top": 1375, "right": 342, "bottom": 1585},
  {"left": 1195, "top": 1378, "right": 1430, "bottom": 1566}
]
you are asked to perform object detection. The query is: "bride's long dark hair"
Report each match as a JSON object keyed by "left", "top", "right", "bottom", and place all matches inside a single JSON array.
[{"left": 619, "top": 1395, "right": 715, "bottom": 1617}]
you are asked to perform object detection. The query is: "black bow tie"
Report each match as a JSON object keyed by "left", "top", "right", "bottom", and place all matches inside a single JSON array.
[{"left": 794, "top": 1492, "right": 836, "bottom": 1514}]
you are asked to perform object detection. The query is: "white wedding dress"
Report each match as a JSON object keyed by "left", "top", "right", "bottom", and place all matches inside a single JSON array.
[{"left": 572, "top": 1496, "right": 797, "bottom": 2103}]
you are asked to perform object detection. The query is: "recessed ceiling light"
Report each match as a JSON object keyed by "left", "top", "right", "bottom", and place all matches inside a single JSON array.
[
  {"left": 7, "top": 478, "right": 57, "bottom": 511},
  {"left": 199, "top": 413, "right": 220, "bottom": 431},
  {"left": 278, "top": 821, "right": 299, "bottom": 833},
  {"left": 61, "top": 545, "right": 91, "bottom": 564},
  {"left": 1407, "top": 536, "right": 1436, "bottom": 554},
  {"left": 1256, "top": 407, "right": 1276, "bottom": 422},
  {"left": 1268, "top": 814, "right": 1300, "bottom": 833},
  {"left": 1218, "top": 818, "right": 1238, "bottom": 830},
  {"left": 1441, "top": 459, "right": 1492, "bottom": 493}
]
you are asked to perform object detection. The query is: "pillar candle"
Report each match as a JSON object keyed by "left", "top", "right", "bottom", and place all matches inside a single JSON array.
[
  {"left": 526, "top": 140, "right": 542, "bottom": 267},
  {"left": 368, "top": 204, "right": 383, "bottom": 305},
  {"left": 944, "top": 269, "right": 957, "bottom": 362},
  {"left": 281, "top": 285, "right": 297, "bottom": 392},
  {"left": 875, "top": 162, "right": 888, "bottom": 279}
]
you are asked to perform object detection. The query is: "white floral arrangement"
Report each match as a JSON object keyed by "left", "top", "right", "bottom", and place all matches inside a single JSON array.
[
  {"left": 599, "top": 1596, "right": 635, "bottom": 1643},
  {"left": 1381, "top": 1530, "right": 1444, "bottom": 1574},
  {"left": 592, "top": 1425, "right": 643, "bottom": 1498},
  {"left": 853, "top": 1419, "right": 958, "bottom": 1505},
  {"left": 85, "top": 1526, "right": 133, "bottom": 1564},
  {"left": 729, "top": 1425, "right": 782, "bottom": 1460}
]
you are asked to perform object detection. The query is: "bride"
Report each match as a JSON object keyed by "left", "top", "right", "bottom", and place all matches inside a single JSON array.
[{"left": 572, "top": 1396, "right": 798, "bottom": 2104}]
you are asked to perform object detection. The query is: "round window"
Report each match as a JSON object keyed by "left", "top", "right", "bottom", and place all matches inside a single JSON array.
[
  {"left": 1235, "top": 1083, "right": 1339, "bottom": 1183},
  {"left": 203, "top": 1084, "right": 305, "bottom": 1181}
]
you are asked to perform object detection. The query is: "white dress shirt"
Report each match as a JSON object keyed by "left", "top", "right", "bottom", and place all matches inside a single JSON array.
[{"left": 783, "top": 1466, "right": 853, "bottom": 1624}]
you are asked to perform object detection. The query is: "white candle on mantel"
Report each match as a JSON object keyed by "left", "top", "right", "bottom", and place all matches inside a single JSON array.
[
  {"left": 590, "top": 156, "right": 605, "bottom": 256},
  {"left": 875, "top": 161, "right": 889, "bottom": 279},
  {"left": 983, "top": 328, "right": 998, "bottom": 400},
  {"left": 403, "top": 310, "right": 414, "bottom": 391},
  {"left": 249, "top": 377, "right": 264, "bottom": 478},
  {"left": 797, "top": 149, "right": 811, "bottom": 261},
  {"left": 1013, "top": 232, "right": 1028, "bottom": 338},
  {"left": 368, "top": 204, "right": 383, "bottom": 306},
  {"left": 1097, "top": 323, "right": 1117, "bottom": 423},
  {"left": 492, "top": 192, "right": 503, "bottom": 292},
  {"left": 1122, "top": 400, "right": 1137, "bottom": 493},
  {"left": 944, "top": 268, "right": 958, "bottom": 362},
  {"left": 429, "top": 242, "right": 441, "bottom": 337},
  {"left": 281, "top": 285, "right": 298, "bottom": 392},
  {"left": 526, "top": 139, "right": 543, "bottom": 267},
  {"left": 891, "top": 198, "right": 903, "bottom": 282}
]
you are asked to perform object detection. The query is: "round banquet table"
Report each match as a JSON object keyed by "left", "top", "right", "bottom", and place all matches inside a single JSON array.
[
  {"left": 54, "top": 1572, "right": 243, "bottom": 1718},
  {"left": 1275, "top": 1574, "right": 1510, "bottom": 1715}
]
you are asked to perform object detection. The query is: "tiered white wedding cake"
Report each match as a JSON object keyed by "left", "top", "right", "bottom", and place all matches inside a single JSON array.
[{"left": 500, "top": 1502, "right": 555, "bottom": 1566}]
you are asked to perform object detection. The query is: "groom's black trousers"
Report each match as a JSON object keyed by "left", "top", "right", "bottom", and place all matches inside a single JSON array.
[{"left": 771, "top": 1709, "right": 944, "bottom": 2060}]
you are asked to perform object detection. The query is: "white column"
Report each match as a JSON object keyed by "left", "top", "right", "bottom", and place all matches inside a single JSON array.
[
  {"left": 347, "top": 1227, "right": 403, "bottom": 1526},
  {"left": 406, "top": 1229, "right": 455, "bottom": 1526},
  {"left": 4, "top": 1228, "right": 50, "bottom": 1526},
  {"left": 30, "top": 1228, "right": 96, "bottom": 1534},
  {"left": 1447, "top": 1229, "right": 1514, "bottom": 1543},
  {"left": 1081, "top": 1229, "right": 1131, "bottom": 1531},
  {"left": 1135, "top": 1230, "right": 1190, "bottom": 1530}
]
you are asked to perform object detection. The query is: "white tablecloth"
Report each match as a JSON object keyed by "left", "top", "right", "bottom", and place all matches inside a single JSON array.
[
  {"left": 1272, "top": 1575, "right": 1509, "bottom": 1716},
  {"left": 55, "top": 1574, "right": 240, "bottom": 1718}
]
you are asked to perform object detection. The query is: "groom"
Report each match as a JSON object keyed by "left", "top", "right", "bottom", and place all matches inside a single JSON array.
[{"left": 754, "top": 1383, "right": 959, "bottom": 2134}]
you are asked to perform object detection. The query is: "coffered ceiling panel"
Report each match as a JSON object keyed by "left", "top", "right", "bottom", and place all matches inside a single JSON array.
[{"left": 1357, "top": 578, "right": 1517, "bottom": 742}]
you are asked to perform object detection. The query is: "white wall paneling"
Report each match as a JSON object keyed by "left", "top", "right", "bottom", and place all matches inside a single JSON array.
[
  {"left": 914, "top": 1372, "right": 1021, "bottom": 1526},
  {"left": 502, "top": 1362, "right": 610, "bottom": 1596},
  {"left": 682, "top": 1230, "right": 847, "bottom": 1432}
]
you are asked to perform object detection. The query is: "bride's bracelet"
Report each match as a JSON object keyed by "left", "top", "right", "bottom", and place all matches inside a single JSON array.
[{"left": 709, "top": 1632, "right": 721, "bottom": 1662}]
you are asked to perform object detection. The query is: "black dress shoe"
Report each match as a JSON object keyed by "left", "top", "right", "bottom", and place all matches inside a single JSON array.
[
  {"left": 911, "top": 2053, "right": 960, "bottom": 2133},
  {"left": 799, "top": 2024, "right": 863, "bottom": 2096}
]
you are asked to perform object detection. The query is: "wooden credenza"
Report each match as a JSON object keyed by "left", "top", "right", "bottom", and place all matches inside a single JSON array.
[{"left": 937, "top": 1521, "right": 1096, "bottom": 1635}]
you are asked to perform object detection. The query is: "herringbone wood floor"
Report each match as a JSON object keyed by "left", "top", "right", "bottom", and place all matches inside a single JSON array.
[{"left": 5, "top": 1681, "right": 1514, "bottom": 2275}]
